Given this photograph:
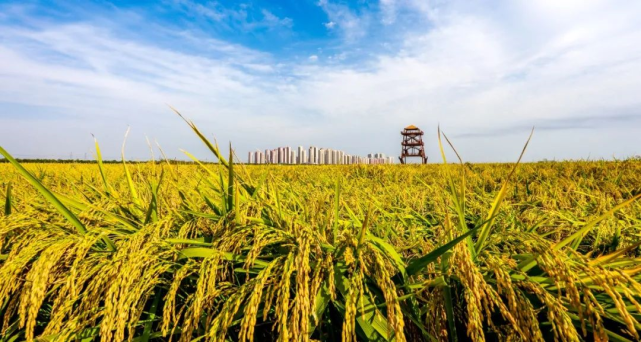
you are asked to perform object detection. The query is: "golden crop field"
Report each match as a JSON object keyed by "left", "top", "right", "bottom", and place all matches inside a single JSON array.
[{"left": 0, "top": 124, "right": 640, "bottom": 342}]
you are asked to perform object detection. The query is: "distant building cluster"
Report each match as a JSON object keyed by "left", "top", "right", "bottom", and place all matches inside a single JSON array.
[{"left": 247, "top": 146, "right": 395, "bottom": 165}]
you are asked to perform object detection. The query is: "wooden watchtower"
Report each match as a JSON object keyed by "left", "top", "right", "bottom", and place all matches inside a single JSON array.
[{"left": 399, "top": 125, "right": 428, "bottom": 164}]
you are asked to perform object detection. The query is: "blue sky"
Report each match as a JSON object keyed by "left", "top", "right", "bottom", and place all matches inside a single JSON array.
[{"left": 1, "top": 0, "right": 641, "bottom": 161}]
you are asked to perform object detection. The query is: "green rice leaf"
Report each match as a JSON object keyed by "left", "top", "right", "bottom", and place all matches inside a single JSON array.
[
  {"left": 406, "top": 227, "right": 478, "bottom": 277},
  {"left": 4, "top": 181, "right": 11, "bottom": 216},
  {"left": 0, "top": 146, "right": 87, "bottom": 234}
]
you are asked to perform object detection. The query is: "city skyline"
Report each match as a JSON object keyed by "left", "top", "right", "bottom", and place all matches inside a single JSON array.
[{"left": 248, "top": 146, "right": 395, "bottom": 165}]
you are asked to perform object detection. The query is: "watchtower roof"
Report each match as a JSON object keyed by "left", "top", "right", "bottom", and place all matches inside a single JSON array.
[{"left": 405, "top": 124, "right": 419, "bottom": 130}]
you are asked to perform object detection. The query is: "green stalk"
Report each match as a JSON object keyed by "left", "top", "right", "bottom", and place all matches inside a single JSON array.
[
  {"left": 122, "top": 127, "right": 141, "bottom": 207},
  {"left": 92, "top": 135, "right": 111, "bottom": 195},
  {"left": 227, "top": 143, "right": 234, "bottom": 214},
  {"left": 141, "top": 290, "right": 162, "bottom": 342},
  {"left": 443, "top": 284, "right": 458, "bottom": 342},
  {"left": 441, "top": 251, "right": 457, "bottom": 342}
]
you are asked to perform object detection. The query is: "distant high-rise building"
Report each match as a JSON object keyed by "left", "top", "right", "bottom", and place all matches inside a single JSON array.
[
  {"left": 297, "top": 146, "right": 304, "bottom": 164},
  {"left": 309, "top": 146, "right": 317, "bottom": 164}
]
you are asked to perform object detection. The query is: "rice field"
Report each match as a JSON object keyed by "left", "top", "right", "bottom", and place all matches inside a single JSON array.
[{"left": 0, "top": 120, "right": 640, "bottom": 342}]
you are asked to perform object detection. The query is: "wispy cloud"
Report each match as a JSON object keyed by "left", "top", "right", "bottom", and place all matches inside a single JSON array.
[
  {"left": 453, "top": 111, "right": 641, "bottom": 139},
  {"left": 173, "top": 0, "right": 293, "bottom": 32},
  {"left": 379, "top": 0, "right": 397, "bottom": 25},
  {"left": 317, "top": 0, "right": 370, "bottom": 42}
]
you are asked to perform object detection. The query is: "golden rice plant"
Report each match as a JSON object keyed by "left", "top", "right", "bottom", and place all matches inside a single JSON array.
[{"left": 0, "top": 112, "right": 639, "bottom": 341}]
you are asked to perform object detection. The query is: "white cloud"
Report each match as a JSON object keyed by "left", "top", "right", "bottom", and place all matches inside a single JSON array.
[
  {"left": 1, "top": 1, "right": 641, "bottom": 161},
  {"left": 380, "top": 0, "right": 397, "bottom": 24},
  {"left": 317, "top": 0, "right": 369, "bottom": 41},
  {"left": 260, "top": 9, "right": 293, "bottom": 29}
]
